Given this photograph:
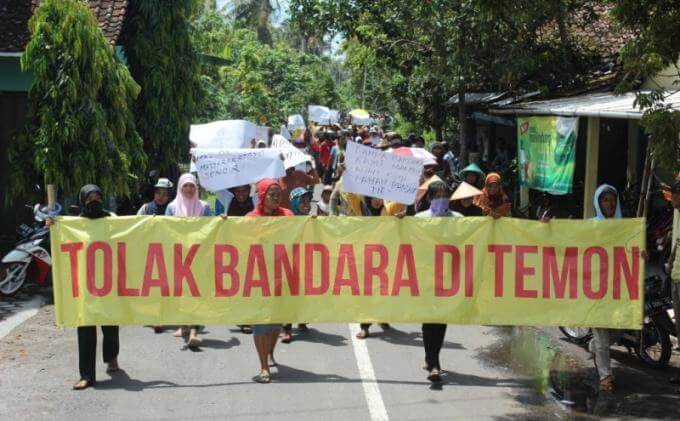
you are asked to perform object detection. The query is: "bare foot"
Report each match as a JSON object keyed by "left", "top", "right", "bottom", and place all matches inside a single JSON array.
[{"left": 173, "top": 327, "right": 185, "bottom": 337}]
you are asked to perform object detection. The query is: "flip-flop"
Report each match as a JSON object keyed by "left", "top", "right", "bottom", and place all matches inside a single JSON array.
[
  {"left": 188, "top": 337, "right": 203, "bottom": 348},
  {"left": 255, "top": 373, "right": 271, "bottom": 384},
  {"left": 73, "top": 379, "right": 93, "bottom": 390}
]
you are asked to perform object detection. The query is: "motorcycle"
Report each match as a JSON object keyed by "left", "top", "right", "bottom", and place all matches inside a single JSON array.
[
  {"left": 0, "top": 203, "right": 60, "bottom": 297},
  {"left": 559, "top": 275, "right": 675, "bottom": 368}
]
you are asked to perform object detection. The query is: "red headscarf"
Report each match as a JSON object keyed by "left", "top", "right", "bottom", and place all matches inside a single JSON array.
[{"left": 246, "top": 178, "right": 293, "bottom": 217}]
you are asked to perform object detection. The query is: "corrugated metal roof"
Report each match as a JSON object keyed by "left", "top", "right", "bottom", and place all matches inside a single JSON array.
[{"left": 490, "top": 91, "right": 680, "bottom": 119}]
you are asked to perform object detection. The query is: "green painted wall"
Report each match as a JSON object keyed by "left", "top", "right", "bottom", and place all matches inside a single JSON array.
[{"left": 0, "top": 56, "right": 32, "bottom": 92}]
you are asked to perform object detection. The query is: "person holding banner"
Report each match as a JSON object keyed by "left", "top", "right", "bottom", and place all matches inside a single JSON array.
[
  {"left": 165, "top": 174, "right": 212, "bottom": 348},
  {"left": 416, "top": 180, "right": 461, "bottom": 383},
  {"left": 279, "top": 165, "right": 320, "bottom": 210},
  {"left": 474, "top": 173, "right": 511, "bottom": 218},
  {"left": 46, "top": 184, "right": 120, "bottom": 390},
  {"left": 137, "top": 178, "right": 174, "bottom": 216},
  {"left": 356, "top": 196, "right": 391, "bottom": 339},
  {"left": 588, "top": 184, "right": 624, "bottom": 392},
  {"left": 227, "top": 185, "right": 255, "bottom": 217},
  {"left": 449, "top": 182, "right": 484, "bottom": 216},
  {"left": 281, "top": 187, "right": 314, "bottom": 342},
  {"left": 246, "top": 178, "right": 293, "bottom": 383},
  {"left": 316, "top": 185, "right": 333, "bottom": 216}
]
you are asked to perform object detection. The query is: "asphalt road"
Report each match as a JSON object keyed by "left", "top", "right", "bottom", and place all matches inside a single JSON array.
[{"left": 0, "top": 304, "right": 548, "bottom": 421}]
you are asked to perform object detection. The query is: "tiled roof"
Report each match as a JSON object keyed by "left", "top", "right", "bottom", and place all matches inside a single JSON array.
[{"left": 0, "top": 0, "right": 128, "bottom": 52}]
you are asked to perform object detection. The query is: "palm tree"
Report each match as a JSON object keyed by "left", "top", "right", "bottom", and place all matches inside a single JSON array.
[{"left": 228, "top": 0, "right": 279, "bottom": 45}]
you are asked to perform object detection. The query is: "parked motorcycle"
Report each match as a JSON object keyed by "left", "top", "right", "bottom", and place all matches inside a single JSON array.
[
  {"left": 559, "top": 275, "right": 675, "bottom": 368},
  {"left": 0, "top": 203, "right": 60, "bottom": 296}
]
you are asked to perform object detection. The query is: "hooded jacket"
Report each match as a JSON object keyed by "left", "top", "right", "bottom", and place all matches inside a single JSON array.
[
  {"left": 593, "top": 184, "right": 622, "bottom": 220},
  {"left": 246, "top": 178, "right": 294, "bottom": 217}
]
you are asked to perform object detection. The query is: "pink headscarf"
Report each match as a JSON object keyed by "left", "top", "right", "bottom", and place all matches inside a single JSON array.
[{"left": 171, "top": 173, "right": 205, "bottom": 216}]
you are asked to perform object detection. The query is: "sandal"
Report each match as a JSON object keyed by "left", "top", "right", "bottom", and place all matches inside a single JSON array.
[
  {"left": 73, "top": 379, "right": 93, "bottom": 390},
  {"left": 427, "top": 368, "right": 442, "bottom": 383},
  {"left": 255, "top": 372, "right": 271, "bottom": 384},
  {"left": 356, "top": 329, "right": 369, "bottom": 339},
  {"left": 281, "top": 332, "right": 292, "bottom": 343},
  {"left": 599, "top": 376, "right": 615, "bottom": 392},
  {"left": 188, "top": 336, "right": 203, "bottom": 348}
]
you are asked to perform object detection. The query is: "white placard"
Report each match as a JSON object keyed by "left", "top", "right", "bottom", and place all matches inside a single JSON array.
[
  {"left": 255, "top": 126, "right": 269, "bottom": 143},
  {"left": 192, "top": 148, "right": 285, "bottom": 192},
  {"left": 308, "top": 105, "right": 331, "bottom": 124},
  {"left": 287, "top": 114, "right": 305, "bottom": 130},
  {"left": 343, "top": 142, "right": 422, "bottom": 204},
  {"left": 280, "top": 125, "right": 292, "bottom": 140},
  {"left": 329, "top": 109, "right": 339, "bottom": 125},
  {"left": 271, "top": 134, "right": 312, "bottom": 169},
  {"left": 190, "top": 120, "right": 257, "bottom": 149}
]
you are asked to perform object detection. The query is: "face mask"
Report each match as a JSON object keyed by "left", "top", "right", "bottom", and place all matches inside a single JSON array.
[
  {"left": 429, "top": 198, "right": 450, "bottom": 216},
  {"left": 84, "top": 200, "right": 104, "bottom": 217}
]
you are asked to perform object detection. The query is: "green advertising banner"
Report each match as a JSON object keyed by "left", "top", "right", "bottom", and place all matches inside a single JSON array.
[{"left": 517, "top": 116, "right": 578, "bottom": 194}]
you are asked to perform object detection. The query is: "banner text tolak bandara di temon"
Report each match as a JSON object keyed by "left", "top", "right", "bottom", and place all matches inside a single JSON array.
[{"left": 51, "top": 216, "right": 644, "bottom": 328}]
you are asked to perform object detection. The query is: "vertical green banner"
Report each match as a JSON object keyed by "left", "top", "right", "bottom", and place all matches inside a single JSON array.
[{"left": 517, "top": 116, "right": 578, "bottom": 194}]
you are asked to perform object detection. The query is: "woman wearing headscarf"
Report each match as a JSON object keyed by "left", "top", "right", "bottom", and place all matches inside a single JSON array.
[
  {"left": 165, "top": 173, "right": 212, "bottom": 348},
  {"left": 416, "top": 181, "right": 462, "bottom": 383},
  {"left": 355, "top": 196, "right": 391, "bottom": 339},
  {"left": 246, "top": 178, "right": 293, "bottom": 383},
  {"left": 281, "top": 187, "right": 313, "bottom": 343},
  {"left": 588, "top": 184, "right": 623, "bottom": 392},
  {"left": 474, "top": 173, "right": 511, "bottom": 218},
  {"left": 329, "top": 179, "right": 363, "bottom": 216},
  {"left": 47, "top": 184, "right": 119, "bottom": 390}
]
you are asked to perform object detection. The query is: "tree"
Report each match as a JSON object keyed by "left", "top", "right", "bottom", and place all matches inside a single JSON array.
[
  {"left": 612, "top": 0, "right": 680, "bottom": 170},
  {"left": 292, "top": 0, "right": 608, "bottom": 163},
  {"left": 229, "top": 0, "right": 279, "bottom": 45},
  {"left": 9, "top": 0, "right": 146, "bottom": 199},
  {"left": 121, "top": 0, "right": 203, "bottom": 172}
]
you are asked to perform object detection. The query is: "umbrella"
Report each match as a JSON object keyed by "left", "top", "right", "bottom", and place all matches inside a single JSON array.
[
  {"left": 350, "top": 109, "right": 371, "bottom": 126},
  {"left": 388, "top": 147, "right": 437, "bottom": 166}
]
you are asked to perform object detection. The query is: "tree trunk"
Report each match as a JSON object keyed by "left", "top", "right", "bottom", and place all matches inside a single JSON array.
[
  {"left": 434, "top": 125, "right": 443, "bottom": 142},
  {"left": 458, "top": 83, "right": 467, "bottom": 167}
]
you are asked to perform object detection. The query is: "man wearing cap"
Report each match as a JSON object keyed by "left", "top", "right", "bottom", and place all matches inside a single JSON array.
[
  {"left": 137, "top": 178, "right": 174, "bottom": 216},
  {"left": 369, "top": 127, "right": 381, "bottom": 146}
]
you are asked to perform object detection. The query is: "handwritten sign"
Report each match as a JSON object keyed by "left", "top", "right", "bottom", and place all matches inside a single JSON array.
[
  {"left": 287, "top": 114, "right": 305, "bottom": 130},
  {"left": 190, "top": 120, "right": 257, "bottom": 149},
  {"left": 309, "top": 105, "right": 331, "bottom": 124},
  {"left": 271, "top": 134, "right": 312, "bottom": 169},
  {"left": 191, "top": 148, "right": 285, "bottom": 192},
  {"left": 343, "top": 142, "right": 422, "bottom": 204}
]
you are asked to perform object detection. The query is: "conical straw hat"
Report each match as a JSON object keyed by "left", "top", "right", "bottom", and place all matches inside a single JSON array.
[
  {"left": 451, "top": 182, "right": 483, "bottom": 201},
  {"left": 416, "top": 175, "right": 443, "bottom": 203}
]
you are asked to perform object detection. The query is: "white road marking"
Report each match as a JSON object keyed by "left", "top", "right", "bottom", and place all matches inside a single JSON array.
[
  {"left": 0, "top": 295, "right": 45, "bottom": 339},
  {"left": 349, "top": 323, "right": 389, "bottom": 421}
]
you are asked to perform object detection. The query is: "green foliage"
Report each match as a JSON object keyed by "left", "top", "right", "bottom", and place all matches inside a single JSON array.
[
  {"left": 191, "top": 11, "right": 341, "bottom": 127},
  {"left": 291, "top": 1, "right": 612, "bottom": 145},
  {"left": 10, "top": 0, "right": 145, "bottom": 199},
  {"left": 612, "top": 0, "right": 680, "bottom": 170},
  {"left": 121, "top": 0, "right": 203, "bottom": 171}
]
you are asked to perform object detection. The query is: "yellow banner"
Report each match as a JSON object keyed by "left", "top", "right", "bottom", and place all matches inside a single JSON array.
[{"left": 51, "top": 216, "right": 645, "bottom": 328}]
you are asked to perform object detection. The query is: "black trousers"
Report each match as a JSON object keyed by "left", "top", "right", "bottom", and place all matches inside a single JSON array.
[
  {"left": 77, "top": 326, "right": 119, "bottom": 382},
  {"left": 422, "top": 323, "right": 447, "bottom": 370}
]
